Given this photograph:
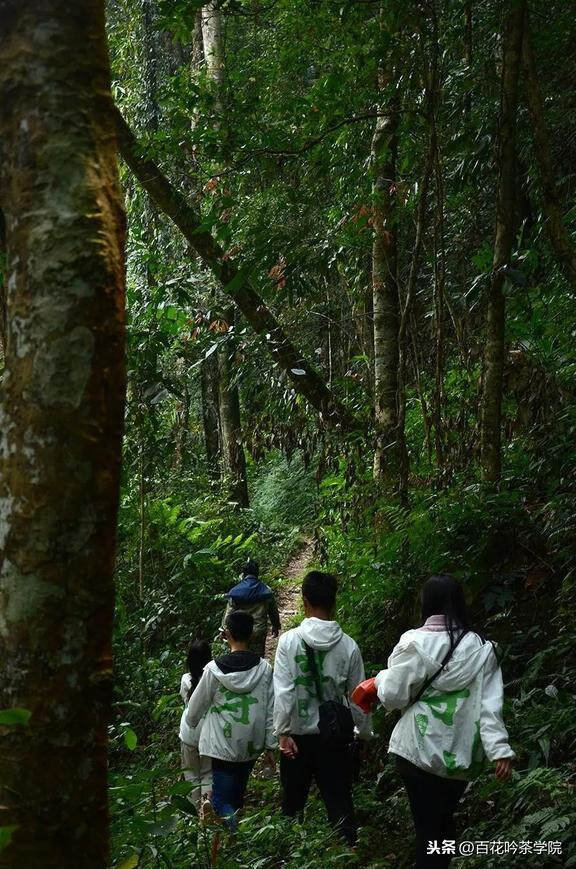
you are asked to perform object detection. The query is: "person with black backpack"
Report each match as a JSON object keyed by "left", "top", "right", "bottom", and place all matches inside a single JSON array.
[
  {"left": 273, "top": 571, "right": 372, "bottom": 845},
  {"left": 374, "top": 575, "right": 515, "bottom": 868}
]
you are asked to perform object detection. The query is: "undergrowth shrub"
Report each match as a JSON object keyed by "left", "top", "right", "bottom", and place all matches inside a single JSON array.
[{"left": 251, "top": 453, "right": 317, "bottom": 532}]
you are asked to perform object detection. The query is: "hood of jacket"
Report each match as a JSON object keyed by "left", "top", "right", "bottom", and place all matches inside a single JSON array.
[
  {"left": 215, "top": 651, "right": 261, "bottom": 674},
  {"left": 206, "top": 656, "right": 269, "bottom": 694},
  {"left": 298, "top": 617, "right": 343, "bottom": 651},
  {"left": 228, "top": 576, "right": 273, "bottom": 603},
  {"left": 412, "top": 632, "right": 495, "bottom": 692}
]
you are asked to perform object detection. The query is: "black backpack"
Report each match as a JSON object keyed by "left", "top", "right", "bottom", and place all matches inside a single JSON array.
[{"left": 304, "top": 641, "right": 355, "bottom": 749}]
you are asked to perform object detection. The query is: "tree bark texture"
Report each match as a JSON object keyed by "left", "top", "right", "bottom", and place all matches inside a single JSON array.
[
  {"left": 0, "top": 207, "right": 6, "bottom": 356},
  {"left": 114, "top": 109, "right": 358, "bottom": 431},
  {"left": 372, "top": 84, "right": 401, "bottom": 484},
  {"left": 201, "top": 0, "right": 225, "bottom": 122},
  {"left": 481, "top": 0, "right": 526, "bottom": 483},
  {"left": 0, "top": 2, "right": 126, "bottom": 867},
  {"left": 522, "top": 14, "right": 576, "bottom": 290}
]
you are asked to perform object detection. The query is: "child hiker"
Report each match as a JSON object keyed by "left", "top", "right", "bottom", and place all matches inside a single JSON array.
[
  {"left": 374, "top": 574, "right": 515, "bottom": 868},
  {"left": 220, "top": 559, "right": 280, "bottom": 658},
  {"left": 186, "top": 611, "right": 276, "bottom": 829},
  {"left": 179, "top": 639, "right": 213, "bottom": 814}
]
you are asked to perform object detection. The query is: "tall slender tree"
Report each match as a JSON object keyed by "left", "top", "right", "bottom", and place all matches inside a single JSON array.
[
  {"left": 371, "top": 76, "right": 401, "bottom": 485},
  {"left": 0, "top": 2, "right": 126, "bottom": 867},
  {"left": 481, "top": 0, "right": 526, "bottom": 482},
  {"left": 218, "top": 310, "right": 249, "bottom": 506},
  {"left": 200, "top": 4, "right": 249, "bottom": 505},
  {"left": 522, "top": 11, "right": 576, "bottom": 290}
]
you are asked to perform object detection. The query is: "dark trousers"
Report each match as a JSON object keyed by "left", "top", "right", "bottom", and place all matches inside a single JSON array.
[
  {"left": 280, "top": 734, "right": 357, "bottom": 845},
  {"left": 211, "top": 758, "right": 255, "bottom": 829},
  {"left": 399, "top": 761, "right": 467, "bottom": 868}
]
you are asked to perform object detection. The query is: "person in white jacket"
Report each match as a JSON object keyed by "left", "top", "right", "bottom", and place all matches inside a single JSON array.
[
  {"left": 273, "top": 571, "right": 372, "bottom": 845},
  {"left": 179, "top": 639, "right": 212, "bottom": 814},
  {"left": 186, "top": 611, "right": 275, "bottom": 828},
  {"left": 375, "top": 574, "right": 515, "bottom": 868}
]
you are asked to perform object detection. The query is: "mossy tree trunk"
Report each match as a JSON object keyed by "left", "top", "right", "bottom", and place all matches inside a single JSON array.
[
  {"left": 0, "top": 206, "right": 6, "bottom": 355},
  {"left": 0, "top": 2, "right": 126, "bottom": 866}
]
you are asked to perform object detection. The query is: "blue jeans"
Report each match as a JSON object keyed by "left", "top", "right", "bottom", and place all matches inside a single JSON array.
[{"left": 211, "top": 759, "right": 255, "bottom": 829}]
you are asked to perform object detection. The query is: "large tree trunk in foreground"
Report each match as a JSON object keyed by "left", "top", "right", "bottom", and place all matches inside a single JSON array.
[
  {"left": 114, "top": 109, "right": 358, "bottom": 432},
  {"left": 0, "top": 3, "right": 126, "bottom": 867},
  {"left": 0, "top": 206, "right": 6, "bottom": 355},
  {"left": 481, "top": 0, "right": 526, "bottom": 483},
  {"left": 522, "top": 15, "right": 576, "bottom": 290},
  {"left": 372, "top": 82, "right": 401, "bottom": 486}
]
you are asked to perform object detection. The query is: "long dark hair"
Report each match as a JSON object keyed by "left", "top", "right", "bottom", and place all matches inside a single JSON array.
[
  {"left": 186, "top": 640, "right": 212, "bottom": 700},
  {"left": 421, "top": 574, "right": 470, "bottom": 649}
]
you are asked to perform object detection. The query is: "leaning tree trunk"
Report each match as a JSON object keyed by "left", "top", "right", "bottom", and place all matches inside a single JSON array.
[
  {"left": 522, "top": 13, "right": 576, "bottom": 289},
  {"left": 0, "top": 2, "right": 126, "bottom": 867},
  {"left": 114, "top": 112, "right": 357, "bottom": 431},
  {"left": 372, "top": 80, "right": 401, "bottom": 486},
  {"left": 481, "top": 0, "right": 526, "bottom": 483}
]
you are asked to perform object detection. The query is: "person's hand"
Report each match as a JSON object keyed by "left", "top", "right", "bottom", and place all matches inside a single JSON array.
[
  {"left": 494, "top": 758, "right": 513, "bottom": 781},
  {"left": 279, "top": 735, "right": 298, "bottom": 759},
  {"left": 264, "top": 749, "right": 276, "bottom": 769}
]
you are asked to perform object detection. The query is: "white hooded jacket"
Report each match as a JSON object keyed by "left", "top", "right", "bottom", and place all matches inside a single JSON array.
[
  {"left": 186, "top": 655, "right": 275, "bottom": 762},
  {"left": 375, "top": 621, "right": 515, "bottom": 779},
  {"left": 179, "top": 673, "right": 203, "bottom": 746},
  {"left": 273, "top": 617, "right": 372, "bottom": 739}
]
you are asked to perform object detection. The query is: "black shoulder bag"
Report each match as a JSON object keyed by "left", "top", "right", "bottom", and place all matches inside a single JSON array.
[
  {"left": 304, "top": 642, "right": 355, "bottom": 749},
  {"left": 405, "top": 629, "right": 469, "bottom": 709}
]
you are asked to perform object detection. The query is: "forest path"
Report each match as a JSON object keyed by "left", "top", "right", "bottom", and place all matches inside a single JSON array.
[{"left": 265, "top": 539, "right": 315, "bottom": 662}]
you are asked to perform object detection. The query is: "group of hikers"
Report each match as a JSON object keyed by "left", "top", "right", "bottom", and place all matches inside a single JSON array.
[{"left": 179, "top": 560, "right": 514, "bottom": 867}]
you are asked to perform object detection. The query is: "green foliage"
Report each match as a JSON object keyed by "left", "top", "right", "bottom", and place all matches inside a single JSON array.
[
  {"left": 251, "top": 454, "right": 317, "bottom": 532},
  {"left": 0, "top": 708, "right": 31, "bottom": 726},
  {"left": 0, "top": 827, "right": 18, "bottom": 855}
]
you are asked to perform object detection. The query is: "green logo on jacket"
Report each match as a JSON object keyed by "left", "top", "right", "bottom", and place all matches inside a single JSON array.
[
  {"left": 210, "top": 688, "right": 259, "bottom": 725},
  {"left": 444, "top": 719, "right": 485, "bottom": 778},
  {"left": 421, "top": 688, "right": 470, "bottom": 726},
  {"left": 294, "top": 646, "right": 329, "bottom": 699}
]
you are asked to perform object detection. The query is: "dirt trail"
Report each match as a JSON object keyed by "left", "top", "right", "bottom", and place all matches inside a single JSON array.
[{"left": 265, "top": 540, "right": 315, "bottom": 662}]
